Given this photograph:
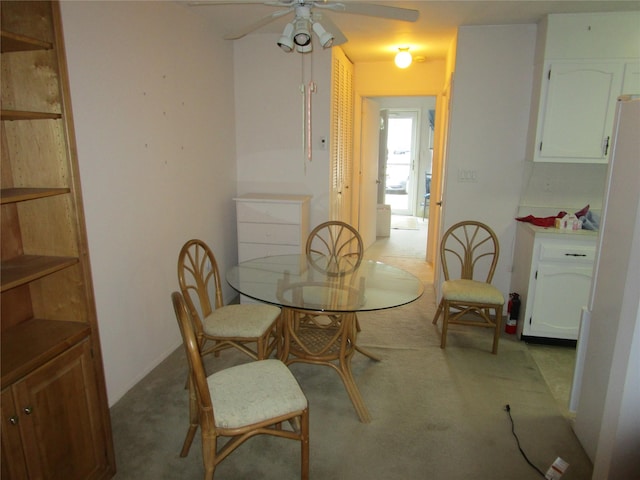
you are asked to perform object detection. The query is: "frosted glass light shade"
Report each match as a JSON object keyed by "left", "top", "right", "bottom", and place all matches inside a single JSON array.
[{"left": 395, "top": 49, "right": 412, "bottom": 68}]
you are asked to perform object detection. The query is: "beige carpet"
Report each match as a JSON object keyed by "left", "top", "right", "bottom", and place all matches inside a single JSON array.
[
  {"left": 391, "top": 215, "right": 419, "bottom": 230},
  {"left": 109, "top": 254, "right": 592, "bottom": 479}
]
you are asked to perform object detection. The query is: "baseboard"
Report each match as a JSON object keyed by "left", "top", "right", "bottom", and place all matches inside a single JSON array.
[{"left": 521, "top": 335, "right": 577, "bottom": 347}]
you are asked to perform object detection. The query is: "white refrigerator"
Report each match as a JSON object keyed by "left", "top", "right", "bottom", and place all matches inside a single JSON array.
[{"left": 571, "top": 96, "right": 640, "bottom": 478}]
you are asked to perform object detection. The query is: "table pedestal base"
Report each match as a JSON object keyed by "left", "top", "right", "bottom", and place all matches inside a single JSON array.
[{"left": 279, "top": 308, "right": 373, "bottom": 423}]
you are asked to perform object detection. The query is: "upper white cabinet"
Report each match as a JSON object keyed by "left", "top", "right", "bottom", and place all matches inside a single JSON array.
[
  {"left": 535, "top": 61, "right": 623, "bottom": 162},
  {"left": 528, "top": 12, "right": 640, "bottom": 164},
  {"left": 623, "top": 61, "right": 640, "bottom": 94}
]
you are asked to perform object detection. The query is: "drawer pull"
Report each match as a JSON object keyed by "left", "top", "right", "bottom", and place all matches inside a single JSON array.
[
  {"left": 565, "top": 253, "right": 587, "bottom": 257},
  {"left": 9, "top": 416, "right": 18, "bottom": 425}
]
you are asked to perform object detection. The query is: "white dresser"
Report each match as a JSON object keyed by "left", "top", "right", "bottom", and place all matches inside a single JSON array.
[{"left": 234, "top": 193, "right": 311, "bottom": 262}]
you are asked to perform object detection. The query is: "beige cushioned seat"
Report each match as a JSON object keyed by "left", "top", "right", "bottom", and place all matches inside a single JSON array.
[
  {"left": 442, "top": 279, "right": 505, "bottom": 305},
  {"left": 204, "top": 304, "right": 280, "bottom": 337},
  {"left": 209, "top": 359, "right": 308, "bottom": 429}
]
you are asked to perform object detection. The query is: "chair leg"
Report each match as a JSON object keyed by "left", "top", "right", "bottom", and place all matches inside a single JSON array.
[
  {"left": 433, "top": 299, "right": 444, "bottom": 325},
  {"left": 201, "top": 432, "right": 217, "bottom": 480},
  {"left": 440, "top": 302, "right": 449, "bottom": 349},
  {"left": 300, "top": 408, "right": 310, "bottom": 480},
  {"left": 491, "top": 306, "right": 502, "bottom": 355},
  {"left": 181, "top": 377, "right": 199, "bottom": 457}
]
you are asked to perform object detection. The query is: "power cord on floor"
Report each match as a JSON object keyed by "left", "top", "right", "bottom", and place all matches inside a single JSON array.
[{"left": 504, "top": 404, "right": 546, "bottom": 478}]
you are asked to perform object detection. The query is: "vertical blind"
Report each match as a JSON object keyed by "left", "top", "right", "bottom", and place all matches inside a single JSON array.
[{"left": 330, "top": 50, "right": 354, "bottom": 220}]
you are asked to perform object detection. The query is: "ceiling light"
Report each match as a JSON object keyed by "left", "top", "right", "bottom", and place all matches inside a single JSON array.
[
  {"left": 277, "top": 22, "right": 294, "bottom": 52},
  {"left": 312, "top": 21, "right": 334, "bottom": 48},
  {"left": 395, "top": 48, "right": 412, "bottom": 69},
  {"left": 293, "top": 18, "right": 311, "bottom": 46}
]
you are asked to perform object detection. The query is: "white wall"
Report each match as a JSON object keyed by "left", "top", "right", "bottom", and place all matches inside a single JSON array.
[
  {"left": 60, "top": 1, "right": 238, "bottom": 405},
  {"left": 443, "top": 24, "right": 537, "bottom": 299},
  {"left": 233, "top": 35, "right": 333, "bottom": 228}
]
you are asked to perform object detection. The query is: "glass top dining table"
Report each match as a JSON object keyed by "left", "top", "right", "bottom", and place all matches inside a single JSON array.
[
  {"left": 226, "top": 254, "right": 425, "bottom": 313},
  {"left": 226, "top": 253, "right": 424, "bottom": 423}
]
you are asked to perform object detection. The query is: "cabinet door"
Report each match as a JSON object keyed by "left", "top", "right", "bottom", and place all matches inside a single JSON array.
[
  {"left": 529, "top": 263, "right": 593, "bottom": 339},
  {"left": 12, "top": 340, "right": 109, "bottom": 480},
  {"left": 1, "top": 388, "right": 29, "bottom": 479},
  {"left": 622, "top": 62, "right": 640, "bottom": 95},
  {"left": 535, "top": 62, "right": 624, "bottom": 163}
]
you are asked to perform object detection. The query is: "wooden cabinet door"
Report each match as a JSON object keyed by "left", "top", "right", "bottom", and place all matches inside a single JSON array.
[
  {"left": 535, "top": 61, "right": 624, "bottom": 163},
  {"left": 11, "top": 340, "right": 109, "bottom": 480},
  {"left": 1, "top": 388, "right": 29, "bottom": 479}
]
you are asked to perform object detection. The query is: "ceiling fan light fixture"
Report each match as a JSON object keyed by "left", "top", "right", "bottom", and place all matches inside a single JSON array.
[
  {"left": 293, "top": 18, "right": 312, "bottom": 46},
  {"left": 296, "top": 43, "right": 313, "bottom": 53},
  {"left": 395, "top": 47, "right": 412, "bottom": 68},
  {"left": 277, "top": 22, "right": 294, "bottom": 52},
  {"left": 312, "top": 21, "right": 334, "bottom": 48}
]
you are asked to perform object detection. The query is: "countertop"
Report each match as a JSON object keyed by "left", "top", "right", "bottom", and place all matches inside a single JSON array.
[{"left": 518, "top": 222, "right": 599, "bottom": 239}]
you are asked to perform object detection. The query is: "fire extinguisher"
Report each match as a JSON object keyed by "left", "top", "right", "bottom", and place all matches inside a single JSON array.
[{"left": 505, "top": 293, "right": 520, "bottom": 334}]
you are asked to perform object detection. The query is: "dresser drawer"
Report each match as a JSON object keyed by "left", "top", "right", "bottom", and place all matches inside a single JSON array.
[
  {"left": 238, "top": 222, "right": 301, "bottom": 245},
  {"left": 237, "top": 201, "right": 301, "bottom": 224},
  {"left": 238, "top": 243, "right": 300, "bottom": 262},
  {"left": 538, "top": 242, "right": 596, "bottom": 263}
]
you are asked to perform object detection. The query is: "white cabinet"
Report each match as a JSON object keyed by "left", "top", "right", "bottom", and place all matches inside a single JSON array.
[
  {"left": 511, "top": 223, "right": 596, "bottom": 342},
  {"left": 533, "top": 61, "right": 623, "bottom": 163},
  {"left": 622, "top": 61, "right": 640, "bottom": 95},
  {"left": 527, "top": 12, "right": 640, "bottom": 164},
  {"left": 234, "top": 193, "right": 311, "bottom": 262}
]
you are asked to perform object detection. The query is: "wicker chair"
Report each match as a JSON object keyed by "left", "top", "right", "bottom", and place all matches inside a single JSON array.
[
  {"left": 304, "top": 221, "right": 379, "bottom": 361},
  {"left": 171, "top": 292, "right": 309, "bottom": 480},
  {"left": 177, "top": 239, "right": 281, "bottom": 454},
  {"left": 178, "top": 239, "right": 280, "bottom": 362},
  {"left": 306, "top": 221, "right": 363, "bottom": 276},
  {"left": 432, "top": 221, "right": 505, "bottom": 354}
]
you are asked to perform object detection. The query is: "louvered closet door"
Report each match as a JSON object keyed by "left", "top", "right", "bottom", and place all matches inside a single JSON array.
[{"left": 330, "top": 49, "right": 354, "bottom": 221}]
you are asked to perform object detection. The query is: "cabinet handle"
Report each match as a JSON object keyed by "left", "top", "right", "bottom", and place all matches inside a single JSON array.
[
  {"left": 564, "top": 253, "right": 587, "bottom": 257},
  {"left": 603, "top": 136, "right": 610, "bottom": 156},
  {"left": 23, "top": 406, "right": 33, "bottom": 415},
  {"left": 9, "top": 416, "right": 19, "bottom": 425}
]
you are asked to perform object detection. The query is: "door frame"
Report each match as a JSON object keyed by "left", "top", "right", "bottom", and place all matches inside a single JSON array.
[
  {"left": 383, "top": 108, "right": 421, "bottom": 216},
  {"left": 354, "top": 95, "right": 442, "bottom": 278}
]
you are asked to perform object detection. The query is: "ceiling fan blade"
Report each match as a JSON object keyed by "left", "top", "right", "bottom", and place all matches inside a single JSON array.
[
  {"left": 313, "top": 13, "right": 348, "bottom": 46},
  {"left": 188, "top": 1, "right": 274, "bottom": 5},
  {"left": 319, "top": 2, "right": 419, "bottom": 22},
  {"left": 222, "top": 8, "right": 293, "bottom": 40}
]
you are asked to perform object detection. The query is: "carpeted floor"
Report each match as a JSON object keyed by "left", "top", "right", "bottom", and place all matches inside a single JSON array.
[
  {"left": 109, "top": 224, "right": 592, "bottom": 479},
  {"left": 390, "top": 215, "right": 419, "bottom": 230}
]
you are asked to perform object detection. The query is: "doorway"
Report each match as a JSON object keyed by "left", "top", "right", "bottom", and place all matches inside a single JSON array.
[
  {"left": 383, "top": 110, "right": 418, "bottom": 216},
  {"left": 364, "top": 96, "right": 436, "bottom": 258}
]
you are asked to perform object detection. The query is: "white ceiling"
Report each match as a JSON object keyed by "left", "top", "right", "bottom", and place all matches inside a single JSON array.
[{"left": 183, "top": 1, "right": 640, "bottom": 63}]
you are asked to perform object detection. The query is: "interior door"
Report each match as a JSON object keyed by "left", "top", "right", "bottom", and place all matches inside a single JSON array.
[
  {"left": 429, "top": 82, "right": 453, "bottom": 288},
  {"left": 359, "top": 97, "right": 381, "bottom": 248},
  {"left": 377, "top": 110, "right": 389, "bottom": 203}
]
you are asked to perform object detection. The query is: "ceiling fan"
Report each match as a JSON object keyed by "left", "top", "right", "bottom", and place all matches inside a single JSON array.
[{"left": 189, "top": 0, "right": 419, "bottom": 53}]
